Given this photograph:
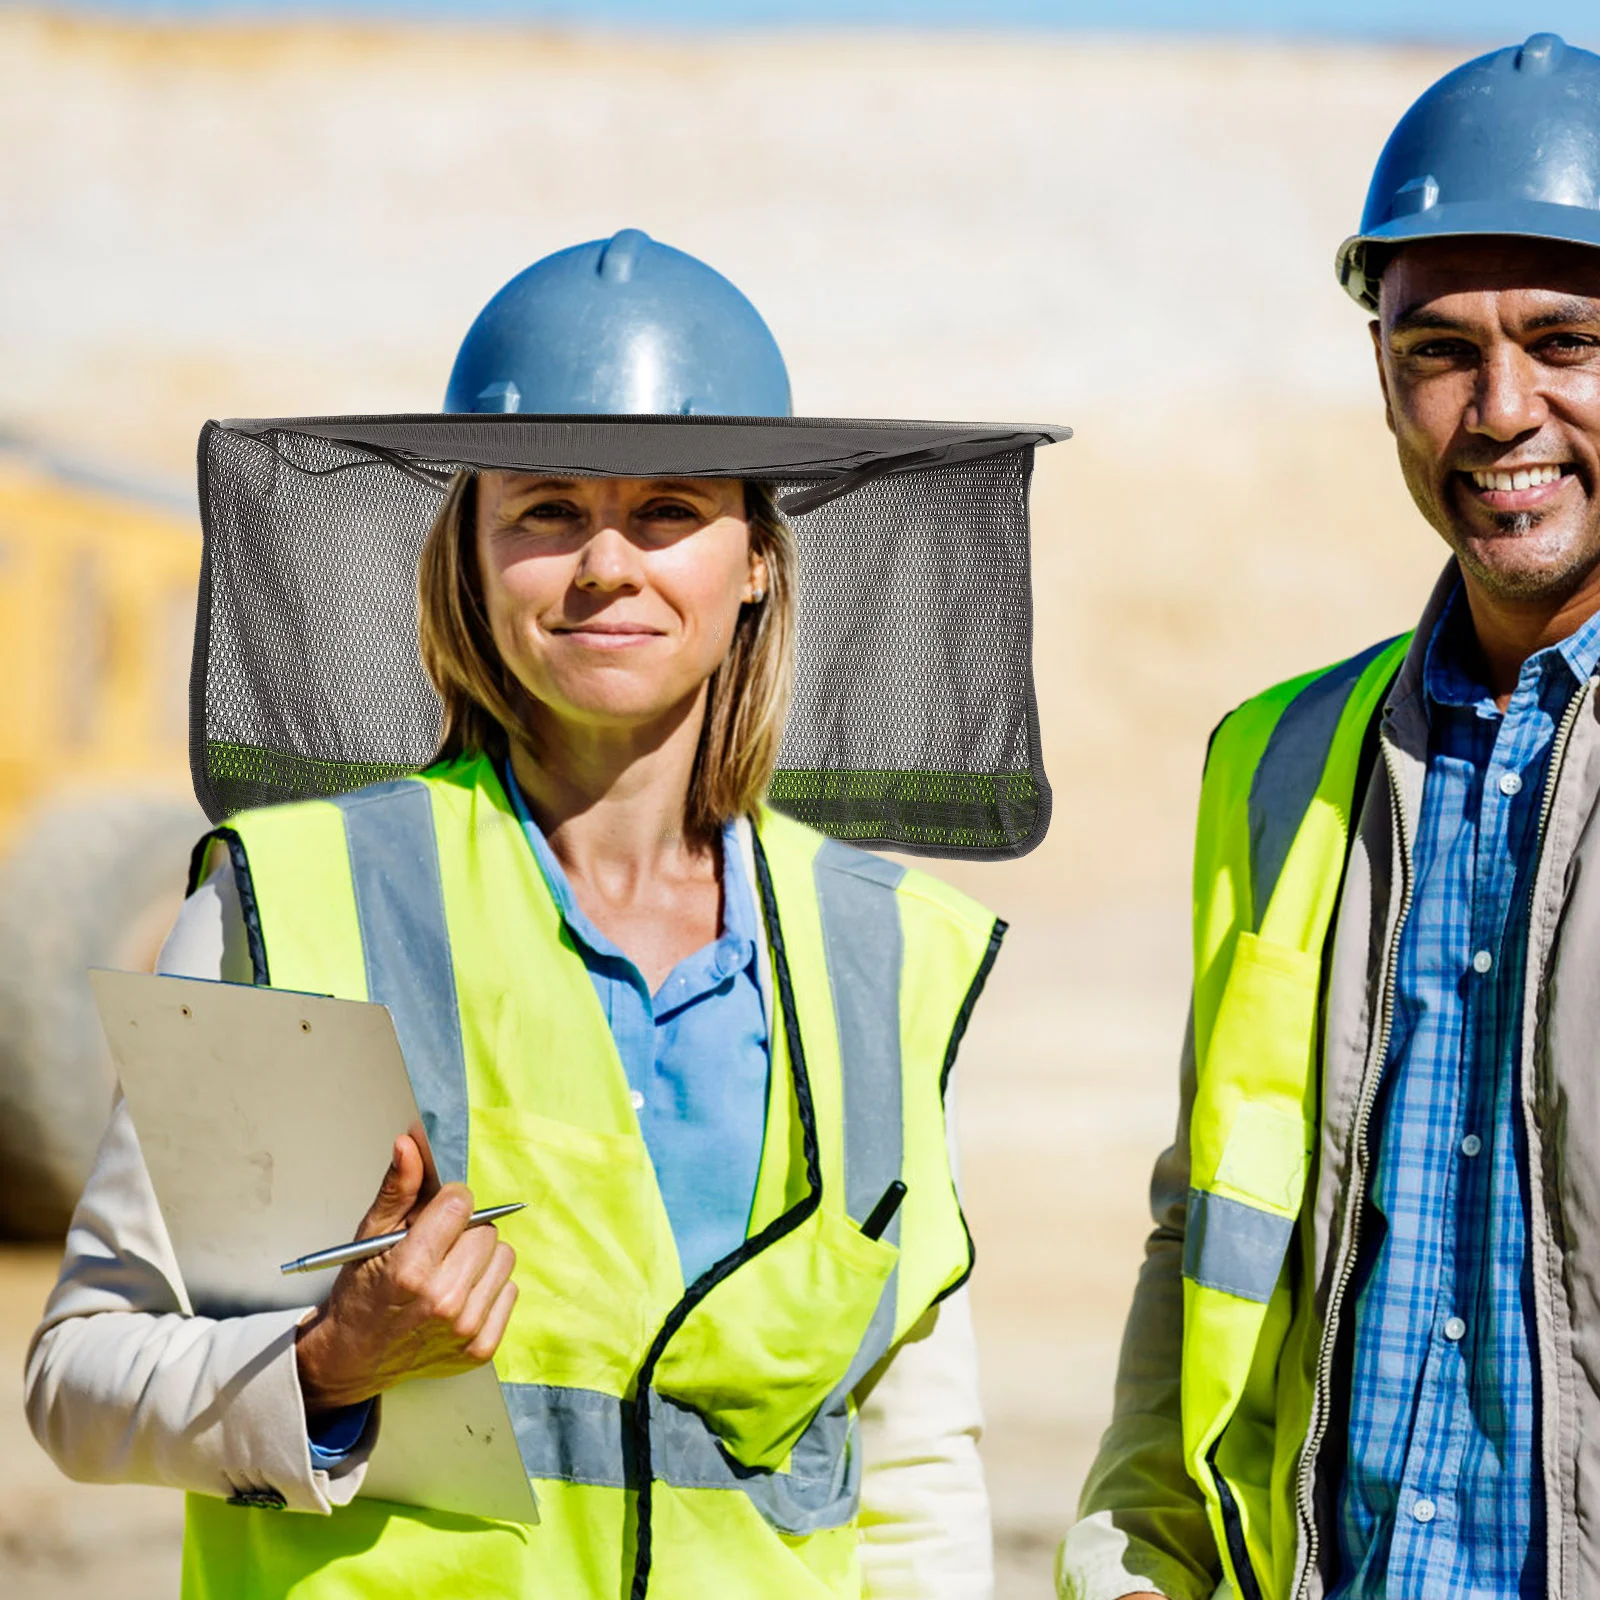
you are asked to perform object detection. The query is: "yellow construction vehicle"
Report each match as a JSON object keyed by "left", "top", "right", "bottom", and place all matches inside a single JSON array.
[{"left": 0, "top": 435, "right": 203, "bottom": 1237}]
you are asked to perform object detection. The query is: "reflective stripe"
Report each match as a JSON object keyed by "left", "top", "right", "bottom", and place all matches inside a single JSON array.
[
  {"left": 332, "top": 780, "right": 470, "bottom": 1186},
  {"left": 814, "top": 841, "right": 906, "bottom": 1230},
  {"left": 814, "top": 838, "right": 904, "bottom": 1395},
  {"left": 1183, "top": 1188, "right": 1294, "bottom": 1304},
  {"left": 1247, "top": 636, "right": 1397, "bottom": 930},
  {"left": 503, "top": 1385, "right": 858, "bottom": 1535}
]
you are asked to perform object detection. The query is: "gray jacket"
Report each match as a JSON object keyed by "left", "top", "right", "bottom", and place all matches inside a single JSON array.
[{"left": 1059, "top": 566, "right": 1600, "bottom": 1600}]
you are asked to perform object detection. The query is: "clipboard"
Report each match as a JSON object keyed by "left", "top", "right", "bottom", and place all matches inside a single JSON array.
[{"left": 88, "top": 968, "right": 539, "bottom": 1525}]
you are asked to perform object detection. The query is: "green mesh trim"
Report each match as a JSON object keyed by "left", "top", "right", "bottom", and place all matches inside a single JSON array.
[
  {"left": 766, "top": 768, "right": 1042, "bottom": 852},
  {"left": 205, "top": 742, "right": 1043, "bottom": 854},
  {"left": 207, "top": 741, "right": 417, "bottom": 816}
]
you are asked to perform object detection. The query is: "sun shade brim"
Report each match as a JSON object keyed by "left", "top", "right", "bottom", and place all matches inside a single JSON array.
[{"left": 192, "top": 413, "right": 1071, "bottom": 859}]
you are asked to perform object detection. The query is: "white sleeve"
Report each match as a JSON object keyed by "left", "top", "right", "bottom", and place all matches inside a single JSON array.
[
  {"left": 856, "top": 1285, "right": 992, "bottom": 1600},
  {"left": 855, "top": 1075, "right": 991, "bottom": 1598},
  {"left": 22, "top": 863, "right": 376, "bottom": 1511}
]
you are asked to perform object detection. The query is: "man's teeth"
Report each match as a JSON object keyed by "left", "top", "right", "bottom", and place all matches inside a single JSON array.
[{"left": 1471, "top": 465, "right": 1567, "bottom": 492}]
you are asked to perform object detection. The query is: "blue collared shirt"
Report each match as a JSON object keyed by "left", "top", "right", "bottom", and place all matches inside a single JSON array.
[
  {"left": 504, "top": 769, "right": 772, "bottom": 1286},
  {"left": 309, "top": 776, "right": 772, "bottom": 1465},
  {"left": 1332, "top": 587, "right": 1600, "bottom": 1599}
]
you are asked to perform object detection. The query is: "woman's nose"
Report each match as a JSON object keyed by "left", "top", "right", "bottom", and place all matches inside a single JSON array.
[{"left": 573, "top": 523, "right": 643, "bottom": 591}]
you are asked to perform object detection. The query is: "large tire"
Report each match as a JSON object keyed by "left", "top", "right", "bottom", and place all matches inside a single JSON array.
[{"left": 0, "top": 794, "right": 205, "bottom": 1238}]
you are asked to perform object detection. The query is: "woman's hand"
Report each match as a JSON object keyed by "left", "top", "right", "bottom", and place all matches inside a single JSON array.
[{"left": 294, "top": 1134, "right": 518, "bottom": 1416}]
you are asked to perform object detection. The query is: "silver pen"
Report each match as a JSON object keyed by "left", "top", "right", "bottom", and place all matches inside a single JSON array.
[{"left": 279, "top": 1202, "right": 526, "bottom": 1275}]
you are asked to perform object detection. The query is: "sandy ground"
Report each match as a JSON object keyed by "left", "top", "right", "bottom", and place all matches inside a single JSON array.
[{"left": 0, "top": 13, "right": 1476, "bottom": 1597}]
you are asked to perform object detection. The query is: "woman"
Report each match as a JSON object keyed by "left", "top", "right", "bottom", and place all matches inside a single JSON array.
[{"left": 27, "top": 235, "right": 1003, "bottom": 1599}]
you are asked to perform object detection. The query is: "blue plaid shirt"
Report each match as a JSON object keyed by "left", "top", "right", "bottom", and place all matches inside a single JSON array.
[{"left": 1331, "top": 587, "right": 1600, "bottom": 1599}]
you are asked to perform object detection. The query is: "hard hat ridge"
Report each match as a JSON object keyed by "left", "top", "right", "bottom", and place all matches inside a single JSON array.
[
  {"left": 1336, "top": 32, "right": 1600, "bottom": 311},
  {"left": 443, "top": 229, "right": 794, "bottom": 418}
]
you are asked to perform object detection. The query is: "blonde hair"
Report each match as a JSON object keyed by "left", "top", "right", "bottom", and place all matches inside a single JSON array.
[{"left": 417, "top": 472, "right": 796, "bottom": 840}]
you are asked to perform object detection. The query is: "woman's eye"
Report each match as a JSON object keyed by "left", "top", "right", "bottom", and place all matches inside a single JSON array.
[
  {"left": 640, "top": 501, "right": 697, "bottom": 521},
  {"left": 520, "top": 501, "right": 578, "bottom": 521}
]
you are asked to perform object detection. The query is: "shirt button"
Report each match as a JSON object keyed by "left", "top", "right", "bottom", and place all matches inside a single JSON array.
[
  {"left": 1461, "top": 1134, "right": 1483, "bottom": 1157},
  {"left": 629, "top": 1090, "right": 645, "bottom": 1111},
  {"left": 1499, "top": 771, "right": 1523, "bottom": 796},
  {"left": 1472, "top": 949, "right": 1494, "bottom": 974},
  {"left": 1413, "top": 1497, "right": 1437, "bottom": 1524},
  {"left": 1443, "top": 1317, "right": 1467, "bottom": 1342}
]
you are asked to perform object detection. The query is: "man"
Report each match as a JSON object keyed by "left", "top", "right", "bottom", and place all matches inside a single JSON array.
[{"left": 1058, "top": 32, "right": 1600, "bottom": 1600}]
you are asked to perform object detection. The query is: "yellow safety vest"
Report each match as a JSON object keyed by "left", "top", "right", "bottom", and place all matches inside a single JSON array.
[
  {"left": 178, "top": 752, "right": 1000, "bottom": 1600},
  {"left": 1182, "top": 634, "right": 1410, "bottom": 1600}
]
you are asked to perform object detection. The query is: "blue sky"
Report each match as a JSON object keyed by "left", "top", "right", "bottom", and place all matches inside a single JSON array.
[{"left": 27, "top": 0, "right": 1600, "bottom": 43}]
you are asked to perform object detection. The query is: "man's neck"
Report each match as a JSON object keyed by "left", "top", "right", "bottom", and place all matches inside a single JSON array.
[{"left": 1459, "top": 573, "right": 1600, "bottom": 708}]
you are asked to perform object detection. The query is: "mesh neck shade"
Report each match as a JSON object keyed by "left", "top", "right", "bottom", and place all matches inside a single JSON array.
[{"left": 191, "top": 412, "right": 1070, "bottom": 859}]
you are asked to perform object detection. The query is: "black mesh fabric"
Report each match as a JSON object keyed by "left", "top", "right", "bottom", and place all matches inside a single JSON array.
[{"left": 192, "top": 416, "right": 1061, "bottom": 858}]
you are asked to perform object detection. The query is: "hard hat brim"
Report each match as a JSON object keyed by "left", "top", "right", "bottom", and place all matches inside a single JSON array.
[
  {"left": 216, "top": 413, "right": 1073, "bottom": 514},
  {"left": 1337, "top": 198, "right": 1600, "bottom": 312}
]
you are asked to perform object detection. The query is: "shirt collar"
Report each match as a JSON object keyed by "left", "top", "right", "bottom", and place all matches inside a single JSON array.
[{"left": 1423, "top": 579, "right": 1600, "bottom": 715}]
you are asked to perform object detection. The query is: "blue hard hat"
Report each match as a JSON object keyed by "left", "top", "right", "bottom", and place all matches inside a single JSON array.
[
  {"left": 1337, "top": 33, "right": 1600, "bottom": 311},
  {"left": 443, "top": 229, "right": 792, "bottom": 417}
]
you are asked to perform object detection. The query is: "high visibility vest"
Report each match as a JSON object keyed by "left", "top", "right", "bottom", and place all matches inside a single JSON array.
[
  {"left": 178, "top": 752, "right": 1000, "bottom": 1600},
  {"left": 1182, "top": 634, "right": 1411, "bottom": 1600}
]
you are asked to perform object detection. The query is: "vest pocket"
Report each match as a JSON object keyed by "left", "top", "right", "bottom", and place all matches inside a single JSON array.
[
  {"left": 468, "top": 1106, "right": 676, "bottom": 1393},
  {"left": 651, "top": 1207, "right": 898, "bottom": 1472}
]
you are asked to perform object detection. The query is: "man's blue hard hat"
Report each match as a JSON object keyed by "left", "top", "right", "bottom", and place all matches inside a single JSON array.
[
  {"left": 443, "top": 229, "right": 792, "bottom": 417},
  {"left": 1337, "top": 33, "right": 1600, "bottom": 311}
]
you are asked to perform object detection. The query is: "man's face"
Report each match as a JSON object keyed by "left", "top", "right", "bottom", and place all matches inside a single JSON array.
[{"left": 1375, "top": 238, "right": 1600, "bottom": 605}]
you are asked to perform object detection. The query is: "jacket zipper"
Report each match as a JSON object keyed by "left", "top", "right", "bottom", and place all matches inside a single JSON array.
[
  {"left": 1521, "top": 679, "right": 1590, "bottom": 1600},
  {"left": 1290, "top": 736, "right": 1414, "bottom": 1600},
  {"left": 1533, "top": 682, "right": 1588, "bottom": 853},
  {"left": 1290, "top": 681, "right": 1591, "bottom": 1600}
]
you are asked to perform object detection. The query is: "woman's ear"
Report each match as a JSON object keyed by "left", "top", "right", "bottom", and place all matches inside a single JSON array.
[{"left": 744, "top": 552, "right": 769, "bottom": 605}]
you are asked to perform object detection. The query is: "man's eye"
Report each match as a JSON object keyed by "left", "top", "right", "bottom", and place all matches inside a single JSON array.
[
  {"left": 1538, "top": 333, "right": 1600, "bottom": 359},
  {"left": 1408, "top": 339, "right": 1476, "bottom": 361}
]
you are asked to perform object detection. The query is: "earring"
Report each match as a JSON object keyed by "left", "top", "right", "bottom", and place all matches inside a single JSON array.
[{"left": 749, "top": 587, "right": 766, "bottom": 603}]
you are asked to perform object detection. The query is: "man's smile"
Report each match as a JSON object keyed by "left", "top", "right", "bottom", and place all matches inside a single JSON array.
[{"left": 1456, "top": 463, "right": 1580, "bottom": 515}]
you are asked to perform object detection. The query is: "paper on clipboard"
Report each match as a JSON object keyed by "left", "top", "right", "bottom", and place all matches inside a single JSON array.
[{"left": 88, "top": 968, "right": 538, "bottom": 1526}]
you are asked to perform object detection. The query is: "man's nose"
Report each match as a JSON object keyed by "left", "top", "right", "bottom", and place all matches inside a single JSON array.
[{"left": 1467, "top": 345, "right": 1548, "bottom": 441}]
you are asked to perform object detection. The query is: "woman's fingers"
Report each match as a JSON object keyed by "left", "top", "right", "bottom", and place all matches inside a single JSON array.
[
  {"left": 402, "top": 1213, "right": 501, "bottom": 1325},
  {"left": 355, "top": 1134, "right": 427, "bottom": 1239},
  {"left": 297, "top": 1173, "right": 517, "bottom": 1410},
  {"left": 464, "top": 1278, "right": 520, "bottom": 1365},
  {"left": 453, "top": 1240, "right": 517, "bottom": 1344},
  {"left": 386, "top": 1182, "right": 477, "bottom": 1292}
]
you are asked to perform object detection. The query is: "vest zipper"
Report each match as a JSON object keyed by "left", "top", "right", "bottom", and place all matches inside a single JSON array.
[
  {"left": 627, "top": 829, "right": 825, "bottom": 1600},
  {"left": 1211, "top": 1439, "right": 1268, "bottom": 1600},
  {"left": 1291, "top": 732, "right": 1414, "bottom": 1600}
]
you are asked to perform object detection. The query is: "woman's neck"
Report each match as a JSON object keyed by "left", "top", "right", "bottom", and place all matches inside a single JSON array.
[
  {"left": 507, "top": 695, "right": 714, "bottom": 897},
  {"left": 507, "top": 697, "right": 724, "bottom": 990}
]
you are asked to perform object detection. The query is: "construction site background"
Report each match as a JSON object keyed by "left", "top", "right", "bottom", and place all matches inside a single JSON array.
[{"left": 0, "top": 11, "right": 1460, "bottom": 1595}]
